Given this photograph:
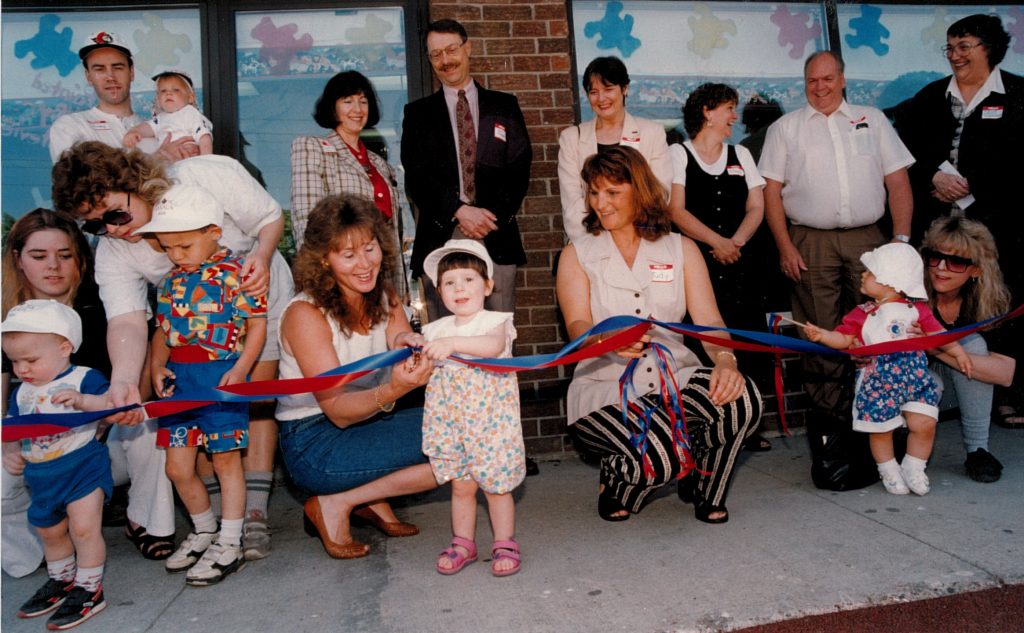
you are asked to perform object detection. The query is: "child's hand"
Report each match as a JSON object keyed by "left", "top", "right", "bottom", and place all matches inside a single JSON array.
[
  {"left": 123, "top": 131, "right": 142, "bottom": 148},
  {"left": 51, "top": 389, "right": 84, "bottom": 410},
  {"left": 423, "top": 338, "right": 457, "bottom": 361},
  {"left": 2, "top": 442, "right": 25, "bottom": 476},
  {"left": 219, "top": 367, "right": 249, "bottom": 387},
  {"left": 804, "top": 322, "right": 823, "bottom": 342},
  {"left": 153, "top": 366, "right": 176, "bottom": 398}
]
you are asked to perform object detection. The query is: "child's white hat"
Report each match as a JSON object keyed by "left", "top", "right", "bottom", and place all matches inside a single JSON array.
[
  {"left": 422, "top": 239, "right": 494, "bottom": 286},
  {"left": 1, "top": 300, "right": 83, "bottom": 352},
  {"left": 860, "top": 242, "right": 928, "bottom": 300},
  {"left": 151, "top": 70, "right": 195, "bottom": 88},
  {"left": 133, "top": 184, "right": 224, "bottom": 235},
  {"left": 79, "top": 31, "right": 133, "bottom": 62}
]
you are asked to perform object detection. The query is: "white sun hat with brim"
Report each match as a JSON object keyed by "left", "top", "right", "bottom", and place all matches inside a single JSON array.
[
  {"left": 860, "top": 242, "right": 929, "bottom": 301},
  {"left": 133, "top": 184, "right": 224, "bottom": 235},
  {"left": 1, "top": 299, "right": 83, "bottom": 352},
  {"left": 422, "top": 239, "right": 494, "bottom": 287}
]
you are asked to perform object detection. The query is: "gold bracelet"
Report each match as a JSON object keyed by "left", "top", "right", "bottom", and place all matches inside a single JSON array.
[
  {"left": 715, "top": 350, "right": 738, "bottom": 364},
  {"left": 373, "top": 384, "right": 395, "bottom": 413}
]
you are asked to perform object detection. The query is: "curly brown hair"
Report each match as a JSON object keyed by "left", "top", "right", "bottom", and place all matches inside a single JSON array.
[
  {"left": 580, "top": 145, "right": 671, "bottom": 240},
  {"left": 50, "top": 141, "right": 172, "bottom": 216},
  {"left": 292, "top": 194, "right": 399, "bottom": 334}
]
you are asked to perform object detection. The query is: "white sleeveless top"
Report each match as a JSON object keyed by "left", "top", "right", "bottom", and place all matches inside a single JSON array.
[
  {"left": 275, "top": 292, "right": 389, "bottom": 421},
  {"left": 566, "top": 231, "right": 700, "bottom": 423}
]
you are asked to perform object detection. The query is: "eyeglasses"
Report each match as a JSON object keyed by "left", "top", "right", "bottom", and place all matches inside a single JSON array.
[
  {"left": 428, "top": 42, "right": 464, "bottom": 62},
  {"left": 941, "top": 41, "right": 983, "bottom": 57},
  {"left": 81, "top": 193, "right": 133, "bottom": 235},
  {"left": 922, "top": 248, "right": 974, "bottom": 273}
]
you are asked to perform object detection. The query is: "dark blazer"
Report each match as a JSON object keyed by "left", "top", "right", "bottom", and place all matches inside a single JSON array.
[
  {"left": 896, "top": 70, "right": 1024, "bottom": 242},
  {"left": 401, "top": 81, "right": 532, "bottom": 277}
]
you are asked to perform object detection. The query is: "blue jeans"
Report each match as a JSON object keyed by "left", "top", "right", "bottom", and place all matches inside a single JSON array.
[
  {"left": 278, "top": 407, "right": 427, "bottom": 496},
  {"left": 930, "top": 333, "right": 992, "bottom": 454}
]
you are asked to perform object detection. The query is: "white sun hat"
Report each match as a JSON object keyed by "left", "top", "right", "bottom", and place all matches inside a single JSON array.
[
  {"left": 422, "top": 239, "right": 494, "bottom": 286},
  {"left": 860, "top": 242, "right": 928, "bottom": 300},
  {"left": 133, "top": 184, "right": 224, "bottom": 235},
  {"left": 1, "top": 299, "right": 83, "bottom": 352}
]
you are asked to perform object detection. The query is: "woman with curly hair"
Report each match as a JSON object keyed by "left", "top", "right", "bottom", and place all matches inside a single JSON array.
[
  {"left": 921, "top": 215, "right": 1015, "bottom": 482},
  {"left": 50, "top": 141, "right": 292, "bottom": 560},
  {"left": 276, "top": 194, "right": 435, "bottom": 560}
]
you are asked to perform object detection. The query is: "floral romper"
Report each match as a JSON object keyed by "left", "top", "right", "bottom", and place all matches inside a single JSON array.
[
  {"left": 422, "top": 310, "right": 525, "bottom": 494},
  {"left": 836, "top": 300, "right": 942, "bottom": 433}
]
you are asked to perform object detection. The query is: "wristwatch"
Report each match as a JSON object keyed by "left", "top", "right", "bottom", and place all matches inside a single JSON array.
[{"left": 893, "top": 234, "right": 910, "bottom": 243}]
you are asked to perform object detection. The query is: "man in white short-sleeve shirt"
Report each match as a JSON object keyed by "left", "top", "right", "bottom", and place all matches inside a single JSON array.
[
  {"left": 48, "top": 31, "right": 196, "bottom": 163},
  {"left": 759, "top": 51, "right": 915, "bottom": 422}
]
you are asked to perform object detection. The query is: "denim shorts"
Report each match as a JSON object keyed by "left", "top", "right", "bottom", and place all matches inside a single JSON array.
[
  {"left": 278, "top": 407, "right": 427, "bottom": 496},
  {"left": 156, "top": 359, "right": 248, "bottom": 454},
  {"left": 24, "top": 439, "right": 113, "bottom": 528}
]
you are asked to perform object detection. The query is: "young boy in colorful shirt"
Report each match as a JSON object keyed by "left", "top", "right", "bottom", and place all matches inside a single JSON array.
[{"left": 137, "top": 184, "right": 267, "bottom": 586}]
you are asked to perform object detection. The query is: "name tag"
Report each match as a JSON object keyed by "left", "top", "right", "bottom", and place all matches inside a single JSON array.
[
  {"left": 494, "top": 123, "right": 506, "bottom": 142},
  {"left": 89, "top": 119, "right": 111, "bottom": 131},
  {"left": 318, "top": 138, "right": 339, "bottom": 153},
  {"left": 726, "top": 164, "right": 745, "bottom": 177},
  {"left": 650, "top": 264, "right": 674, "bottom": 282},
  {"left": 982, "top": 106, "right": 1003, "bottom": 120}
]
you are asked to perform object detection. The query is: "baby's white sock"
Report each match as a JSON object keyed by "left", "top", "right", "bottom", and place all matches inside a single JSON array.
[
  {"left": 47, "top": 555, "right": 76, "bottom": 582},
  {"left": 191, "top": 508, "right": 218, "bottom": 534},
  {"left": 74, "top": 564, "right": 104, "bottom": 592},
  {"left": 218, "top": 518, "right": 244, "bottom": 548}
]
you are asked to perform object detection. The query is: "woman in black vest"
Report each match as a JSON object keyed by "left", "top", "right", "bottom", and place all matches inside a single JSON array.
[{"left": 668, "top": 83, "right": 772, "bottom": 451}]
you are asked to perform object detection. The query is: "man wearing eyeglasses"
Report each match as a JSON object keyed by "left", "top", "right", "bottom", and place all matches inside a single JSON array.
[
  {"left": 759, "top": 50, "right": 915, "bottom": 490},
  {"left": 48, "top": 31, "right": 197, "bottom": 163},
  {"left": 401, "top": 18, "right": 532, "bottom": 319}
]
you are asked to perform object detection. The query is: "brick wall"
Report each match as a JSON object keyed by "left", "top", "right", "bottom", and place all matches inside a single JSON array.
[
  {"left": 427, "top": 1, "right": 577, "bottom": 454},
  {"left": 425, "top": 1, "right": 805, "bottom": 454}
]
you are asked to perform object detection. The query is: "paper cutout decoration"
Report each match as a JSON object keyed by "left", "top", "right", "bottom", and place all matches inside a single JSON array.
[
  {"left": 13, "top": 14, "right": 79, "bottom": 77},
  {"left": 771, "top": 5, "right": 822, "bottom": 59},
  {"left": 687, "top": 3, "right": 737, "bottom": 60},
  {"left": 132, "top": 14, "right": 193, "bottom": 76},
  {"left": 919, "top": 8, "right": 952, "bottom": 47},
  {"left": 251, "top": 16, "right": 314, "bottom": 75},
  {"left": 345, "top": 13, "right": 394, "bottom": 44},
  {"left": 845, "top": 5, "right": 891, "bottom": 56},
  {"left": 583, "top": 0, "right": 641, "bottom": 58},
  {"left": 1008, "top": 7, "right": 1024, "bottom": 55}
]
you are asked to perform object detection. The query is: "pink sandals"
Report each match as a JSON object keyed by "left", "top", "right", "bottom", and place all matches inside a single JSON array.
[
  {"left": 490, "top": 539, "right": 521, "bottom": 577},
  {"left": 436, "top": 536, "right": 477, "bottom": 575}
]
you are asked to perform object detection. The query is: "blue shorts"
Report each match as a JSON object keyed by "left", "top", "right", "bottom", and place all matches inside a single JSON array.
[
  {"left": 23, "top": 440, "right": 113, "bottom": 528},
  {"left": 156, "top": 359, "right": 249, "bottom": 454}
]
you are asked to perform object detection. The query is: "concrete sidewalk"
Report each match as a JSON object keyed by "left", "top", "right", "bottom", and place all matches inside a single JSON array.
[{"left": 3, "top": 420, "right": 1021, "bottom": 633}]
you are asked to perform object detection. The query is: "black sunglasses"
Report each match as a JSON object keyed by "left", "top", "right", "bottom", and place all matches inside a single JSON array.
[
  {"left": 81, "top": 193, "right": 133, "bottom": 235},
  {"left": 922, "top": 248, "right": 974, "bottom": 273}
]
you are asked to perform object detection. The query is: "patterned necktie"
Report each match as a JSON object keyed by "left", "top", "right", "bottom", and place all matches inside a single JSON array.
[{"left": 456, "top": 89, "right": 477, "bottom": 204}]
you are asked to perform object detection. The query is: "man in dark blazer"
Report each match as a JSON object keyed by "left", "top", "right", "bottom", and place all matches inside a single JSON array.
[{"left": 402, "top": 19, "right": 532, "bottom": 317}]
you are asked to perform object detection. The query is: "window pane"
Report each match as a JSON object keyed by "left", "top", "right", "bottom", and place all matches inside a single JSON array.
[
  {"left": 838, "top": 5, "right": 1024, "bottom": 110},
  {"left": 1, "top": 9, "right": 202, "bottom": 221},
  {"left": 571, "top": 1, "right": 826, "bottom": 138},
  {"left": 234, "top": 7, "right": 410, "bottom": 253}
]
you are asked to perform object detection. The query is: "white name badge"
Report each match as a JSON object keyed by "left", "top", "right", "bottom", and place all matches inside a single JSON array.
[
  {"left": 650, "top": 264, "right": 674, "bottom": 282},
  {"left": 726, "top": 164, "right": 745, "bottom": 177},
  {"left": 982, "top": 106, "right": 1003, "bottom": 120},
  {"left": 89, "top": 120, "right": 111, "bottom": 131},
  {"left": 318, "top": 138, "right": 339, "bottom": 153},
  {"left": 494, "top": 123, "right": 507, "bottom": 142}
]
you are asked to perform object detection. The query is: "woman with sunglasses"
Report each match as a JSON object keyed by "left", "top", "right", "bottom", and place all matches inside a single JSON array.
[
  {"left": 51, "top": 141, "right": 293, "bottom": 560},
  {"left": 921, "top": 215, "right": 1016, "bottom": 482},
  {"left": 897, "top": 14, "right": 1024, "bottom": 426},
  {"left": 2, "top": 209, "right": 177, "bottom": 567}
]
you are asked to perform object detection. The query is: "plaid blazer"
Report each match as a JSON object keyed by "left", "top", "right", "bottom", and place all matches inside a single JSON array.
[{"left": 290, "top": 131, "right": 401, "bottom": 249}]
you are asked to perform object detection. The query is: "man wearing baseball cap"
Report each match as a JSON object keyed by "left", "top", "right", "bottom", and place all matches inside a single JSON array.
[{"left": 48, "top": 31, "right": 197, "bottom": 163}]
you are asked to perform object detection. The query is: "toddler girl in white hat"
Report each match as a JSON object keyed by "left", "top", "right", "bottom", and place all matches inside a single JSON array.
[{"left": 805, "top": 243, "right": 973, "bottom": 496}]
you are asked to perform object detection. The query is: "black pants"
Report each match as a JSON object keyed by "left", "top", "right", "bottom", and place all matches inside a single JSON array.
[{"left": 570, "top": 369, "right": 762, "bottom": 513}]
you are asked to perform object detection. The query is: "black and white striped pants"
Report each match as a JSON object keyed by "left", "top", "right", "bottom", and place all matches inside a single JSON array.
[{"left": 570, "top": 368, "right": 762, "bottom": 513}]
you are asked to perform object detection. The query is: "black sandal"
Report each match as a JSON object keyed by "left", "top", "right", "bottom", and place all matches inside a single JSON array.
[
  {"left": 694, "top": 501, "right": 729, "bottom": 524},
  {"left": 597, "top": 487, "right": 630, "bottom": 522},
  {"left": 124, "top": 524, "right": 175, "bottom": 560},
  {"left": 742, "top": 433, "right": 772, "bottom": 452},
  {"left": 676, "top": 472, "right": 697, "bottom": 504}
]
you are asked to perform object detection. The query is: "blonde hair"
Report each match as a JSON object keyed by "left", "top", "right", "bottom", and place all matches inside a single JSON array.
[{"left": 922, "top": 215, "right": 1010, "bottom": 322}]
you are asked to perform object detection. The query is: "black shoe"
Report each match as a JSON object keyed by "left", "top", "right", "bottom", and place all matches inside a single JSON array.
[
  {"left": 676, "top": 472, "right": 697, "bottom": 504},
  {"left": 17, "top": 578, "right": 73, "bottom": 619},
  {"left": 525, "top": 457, "right": 540, "bottom": 476},
  {"left": 597, "top": 487, "right": 630, "bottom": 522},
  {"left": 45, "top": 585, "right": 106, "bottom": 630},
  {"left": 965, "top": 448, "right": 1003, "bottom": 483}
]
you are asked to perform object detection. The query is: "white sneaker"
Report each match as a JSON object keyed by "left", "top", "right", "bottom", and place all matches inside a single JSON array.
[
  {"left": 185, "top": 542, "right": 245, "bottom": 586},
  {"left": 901, "top": 464, "right": 931, "bottom": 496},
  {"left": 165, "top": 532, "right": 216, "bottom": 573},
  {"left": 879, "top": 467, "right": 909, "bottom": 495}
]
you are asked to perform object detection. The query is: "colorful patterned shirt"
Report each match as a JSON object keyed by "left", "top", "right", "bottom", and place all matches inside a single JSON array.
[{"left": 156, "top": 248, "right": 267, "bottom": 361}]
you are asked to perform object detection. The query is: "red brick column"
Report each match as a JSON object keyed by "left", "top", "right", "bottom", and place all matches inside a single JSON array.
[{"left": 427, "top": 1, "right": 576, "bottom": 454}]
